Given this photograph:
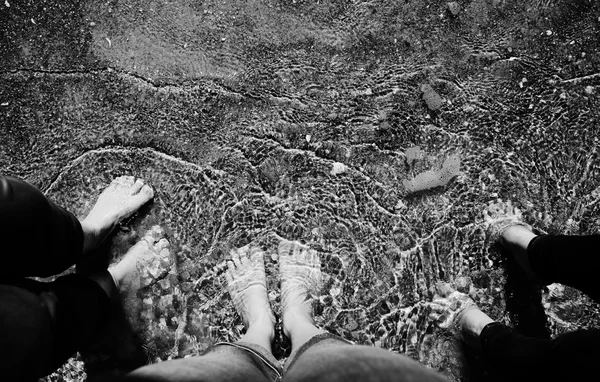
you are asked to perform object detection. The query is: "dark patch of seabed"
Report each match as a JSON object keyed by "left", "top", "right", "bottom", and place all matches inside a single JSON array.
[{"left": 1, "top": 0, "right": 600, "bottom": 381}]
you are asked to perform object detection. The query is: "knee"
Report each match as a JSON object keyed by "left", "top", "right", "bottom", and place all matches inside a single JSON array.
[{"left": 285, "top": 345, "right": 448, "bottom": 382}]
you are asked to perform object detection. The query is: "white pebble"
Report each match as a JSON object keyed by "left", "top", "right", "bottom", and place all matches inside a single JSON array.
[{"left": 330, "top": 162, "right": 347, "bottom": 175}]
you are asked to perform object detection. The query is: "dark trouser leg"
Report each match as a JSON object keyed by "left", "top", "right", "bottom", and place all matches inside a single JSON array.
[
  {"left": 120, "top": 342, "right": 281, "bottom": 382},
  {"left": 480, "top": 322, "right": 600, "bottom": 382},
  {"left": 0, "top": 274, "right": 112, "bottom": 380},
  {"left": 0, "top": 175, "right": 85, "bottom": 277},
  {"left": 282, "top": 333, "right": 449, "bottom": 382},
  {"left": 0, "top": 176, "right": 115, "bottom": 379},
  {"left": 528, "top": 235, "right": 600, "bottom": 302}
]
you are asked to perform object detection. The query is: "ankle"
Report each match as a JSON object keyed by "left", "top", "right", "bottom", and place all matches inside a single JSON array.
[
  {"left": 459, "top": 308, "right": 494, "bottom": 350},
  {"left": 80, "top": 218, "right": 114, "bottom": 254},
  {"left": 86, "top": 270, "right": 118, "bottom": 298},
  {"left": 247, "top": 318, "right": 276, "bottom": 342},
  {"left": 282, "top": 308, "right": 316, "bottom": 338},
  {"left": 499, "top": 225, "right": 536, "bottom": 251},
  {"left": 107, "top": 265, "right": 126, "bottom": 288},
  {"left": 500, "top": 226, "right": 541, "bottom": 280}
]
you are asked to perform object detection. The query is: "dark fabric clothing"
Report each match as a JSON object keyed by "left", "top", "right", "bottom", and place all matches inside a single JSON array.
[
  {"left": 528, "top": 234, "right": 600, "bottom": 302},
  {"left": 480, "top": 234, "right": 600, "bottom": 382},
  {"left": 120, "top": 333, "right": 450, "bottom": 382},
  {"left": 122, "top": 341, "right": 282, "bottom": 382},
  {"left": 281, "top": 333, "right": 448, "bottom": 382},
  {"left": 481, "top": 322, "right": 600, "bottom": 382},
  {"left": 0, "top": 175, "right": 112, "bottom": 381},
  {"left": 0, "top": 175, "right": 85, "bottom": 278}
]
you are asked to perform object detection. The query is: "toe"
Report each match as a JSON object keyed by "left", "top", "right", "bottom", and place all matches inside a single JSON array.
[
  {"left": 225, "top": 270, "right": 234, "bottom": 285},
  {"left": 138, "top": 185, "right": 154, "bottom": 200},
  {"left": 227, "top": 260, "right": 236, "bottom": 275},
  {"left": 130, "top": 179, "right": 145, "bottom": 194},
  {"left": 506, "top": 200, "right": 513, "bottom": 212},
  {"left": 293, "top": 242, "right": 308, "bottom": 261},
  {"left": 482, "top": 210, "right": 491, "bottom": 223},
  {"left": 249, "top": 246, "right": 264, "bottom": 263},
  {"left": 307, "top": 249, "right": 320, "bottom": 267},
  {"left": 143, "top": 226, "right": 163, "bottom": 244},
  {"left": 156, "top": 238, "right": 170, "bottom": 253},
  {"left": 239, "top": 248, "right": 251, "bottom": 265},
  {"left": 514, "top": 206, "right": 522, "bottom": 217},
  {"left": 122, "top": 176, "right": 135, "bottom": 186},
  {"left": 231, "top": 249, "right": 242, "bottom": 268},
  {"left": 107, "top": 178, "right": 121, "bottom": 190},
  {"left": 278, "top": 239, "right": 293, "bottom": 258}
]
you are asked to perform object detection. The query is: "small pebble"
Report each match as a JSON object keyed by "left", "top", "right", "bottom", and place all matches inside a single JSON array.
[{"left": 330, "top": 162, "right": 347, "bottom": 175}]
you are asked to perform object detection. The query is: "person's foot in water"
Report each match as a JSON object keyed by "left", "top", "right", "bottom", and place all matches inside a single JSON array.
[
  {"left": 226, "top": 245, "right": 276, "bottom": 352},
  {"left": 278, "top": 239, "right": 326, "bottom": 353},
  {"left": 484, "top": 199, "right": 540, "bottom": 282},
  {"left": 80, "top": 176, "right": 154, "bottom": 254},
  {"left": 108, "top": 225, "right": 171, "bottom": 290},
  {"left": 452, "top": 199, "right": 540, "bottom": 349}
]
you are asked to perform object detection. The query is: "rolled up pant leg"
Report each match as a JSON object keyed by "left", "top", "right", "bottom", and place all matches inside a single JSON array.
[
  {"left": 528, "top": 235, "right": 600, "bottom": 302},
  {"left": 480, "top": 322, "right": 600, "bottom": 382},
  {"left": 282, "top": 333, "right": 450, "bottom": 382},
  {"left": 120, "top": 342, "right": 281, "bottom": 382}
]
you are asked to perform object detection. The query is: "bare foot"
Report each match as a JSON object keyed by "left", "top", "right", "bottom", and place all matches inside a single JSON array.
[
  {"left": 433, "top": 282, "right": 490, "bottom": 350},
  {"left": 81, "top": 176, "right": 154, "bottom": 253},
  {"left": 457, "top": 308, "right": 495, "bottom": 350},
  {"left": 483, "top": 199, "right": 540, "bottom": 282},
  {"left": 108, "top": 225, "right": 171, "bottom": 290},
  {"left": 226, "top": 246, "right": 275, "bottom": 339},
  {"left": 278, "top": 240, "right": 325, "bottom": 341}
]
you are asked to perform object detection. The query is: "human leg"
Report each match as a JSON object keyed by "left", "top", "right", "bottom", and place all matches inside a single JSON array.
[
  {"left": 278, "top": 239, "right": 449, "bottom": 382},
  {"left": 458, "top": 310, "right": 600, "bottom": 382},
  {"left": 527, "top": 234, "right": 600, "bottom": 302},
  {"left": 0, "top": 175, "right": 158, "bottom": 379},
  {"left": 283, "top": 336, "right": 450, "bottom": 382},
  {"left": 0, "top": 175, "right": 153, "bottom": 278},
  {"left": 0, "top": 227, "right": 170, "bottom": 380},
  {"left": 120, "top": 245, "right": 281, "bottom": 382},
  {"left": 485, "top": 199, "right": 600, "bottom": 301},
  {"left": 453, "top": 200, "right": 600, "bottom": 381}
]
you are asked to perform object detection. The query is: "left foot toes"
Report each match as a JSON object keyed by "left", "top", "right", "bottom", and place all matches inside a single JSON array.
[
  {"left": 109, "top": 225, "right": 171, "bottom": 289},
  {"left": 225, "top": 245, "right": 275, "bottom": 328}
]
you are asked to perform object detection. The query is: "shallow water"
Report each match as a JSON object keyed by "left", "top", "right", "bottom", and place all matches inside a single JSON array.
[{"left": 1, "top": 0, "right": 600, "bottom": 380}]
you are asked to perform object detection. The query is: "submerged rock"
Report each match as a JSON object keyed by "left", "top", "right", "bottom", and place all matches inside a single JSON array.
[
  {"left": 421, "top": 84, "right": 443, "bottom": 111},
  {"left": 403, "top": 155, "right": 461, "bottom": 193}
]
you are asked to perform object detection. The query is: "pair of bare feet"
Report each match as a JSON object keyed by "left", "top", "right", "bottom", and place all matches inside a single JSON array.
[
  {"left": 225, "top": 241, "right": 326, "bottom": 354},
  {"left": 78, "top": 176, "right": 170, "bottom": 294},
  {"left": 455, "top": 200, "right": 540, "bottom": 350},
  {"left": 79, "top": 176, "right": 325, "bottom": 356}
]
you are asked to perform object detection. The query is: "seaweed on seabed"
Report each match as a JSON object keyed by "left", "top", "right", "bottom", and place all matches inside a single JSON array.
[{"left": 403, "top": 154, "right": 461, "bottom": 193}]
